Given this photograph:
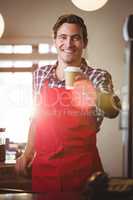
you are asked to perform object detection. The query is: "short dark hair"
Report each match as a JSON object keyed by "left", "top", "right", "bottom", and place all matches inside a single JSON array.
[{"left": 52, "top": 14, "right": 88, "bottom": 45}]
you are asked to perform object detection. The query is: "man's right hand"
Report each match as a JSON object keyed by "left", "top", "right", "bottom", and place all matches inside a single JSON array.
[{"left": 15, "top": 153, "right": 32, "bottom": 176}]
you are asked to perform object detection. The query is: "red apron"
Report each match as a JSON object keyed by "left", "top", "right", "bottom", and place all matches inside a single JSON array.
[{"left": 32, "top": 81, "right": 103, "bottom": 192}]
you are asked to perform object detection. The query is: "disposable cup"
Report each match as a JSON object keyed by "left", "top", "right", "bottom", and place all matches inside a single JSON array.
[{"left": 64, "top": 66, "right": 82, "bottom": 89}]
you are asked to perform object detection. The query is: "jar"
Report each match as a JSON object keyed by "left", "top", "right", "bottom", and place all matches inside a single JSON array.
[{"left": 0, "top": 128, "right": 6, "bottom": 162}]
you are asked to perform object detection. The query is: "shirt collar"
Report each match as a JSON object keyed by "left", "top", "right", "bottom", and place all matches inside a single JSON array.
[{"left": 53, "top": 58, "right": 88, "bottom": 71}]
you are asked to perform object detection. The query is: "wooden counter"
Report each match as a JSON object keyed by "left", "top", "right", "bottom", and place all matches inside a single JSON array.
[{"left": 0, "top": 162, "right": 32, "bottom": 191}]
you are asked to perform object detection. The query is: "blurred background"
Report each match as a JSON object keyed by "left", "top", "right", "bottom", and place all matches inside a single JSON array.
[{"left": 0, "top": 0, "right": 132, "bottom": 177}]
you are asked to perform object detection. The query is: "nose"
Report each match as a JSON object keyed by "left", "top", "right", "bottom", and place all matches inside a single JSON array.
[{"left": 65, "top": 36, "right": 74, "bottom": 48}]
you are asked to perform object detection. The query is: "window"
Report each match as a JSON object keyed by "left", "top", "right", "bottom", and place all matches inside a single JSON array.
[
  {"left": 0, "top": 72, "right": 33, "bottom": 143},
  {"left": 38, "top": 43, "right": 57, "bottom": 54},
  {"left": 0, "top": 61, "right": 33, "bottom": 68},
  {"left": 0, "top": 41, "right": 57, "bottom": 144},
  {"left": 0, "top": 44, "right": 32, "bottom": 54}
]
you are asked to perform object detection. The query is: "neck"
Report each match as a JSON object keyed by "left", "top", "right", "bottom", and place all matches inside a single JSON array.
[{"left": 56, "top": 64, "right": 65, "bottom": 81}]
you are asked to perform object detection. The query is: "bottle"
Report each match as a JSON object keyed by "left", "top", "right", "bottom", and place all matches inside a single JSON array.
[{"left": 0, "top": 128, "right": 6, "bottom": 162}]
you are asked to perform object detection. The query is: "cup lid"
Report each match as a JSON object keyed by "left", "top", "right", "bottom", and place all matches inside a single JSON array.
[{"left": 64, "top": 66, "right": 82, "bottom": 72}]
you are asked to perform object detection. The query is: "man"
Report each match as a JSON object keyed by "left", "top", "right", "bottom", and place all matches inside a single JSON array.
[{"left": 15, "top": 14, "right": 121, "bottom": 192}]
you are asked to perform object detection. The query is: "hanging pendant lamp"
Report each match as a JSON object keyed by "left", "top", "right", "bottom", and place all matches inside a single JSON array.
[
  {"left": 71, "top": 0, "right": 108, "bottom": 11},
  {"left": 0, "top": 13, "right": 5, "bottom": 38}
]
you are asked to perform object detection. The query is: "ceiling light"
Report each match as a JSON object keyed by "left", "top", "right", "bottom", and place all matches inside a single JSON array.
[
  {"left": 71, "top": 0, "right": 108, "bottom": 11},
  {"left": 0, "top": 13, "right": 5, "bottom": 38}
]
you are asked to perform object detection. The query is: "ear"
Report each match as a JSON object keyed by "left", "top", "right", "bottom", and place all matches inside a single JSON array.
[
  {"left": 52, "top": 34, "right": 57, "bottom": 47},
  {"left": 53, "top": 39, "right": 57, "bottom": 50},
  {"left": 52, "top": 37, "right": 58, "bottom": 53},
  {"left": 83, "top": 39, "right": 88, "bottom": 49}
]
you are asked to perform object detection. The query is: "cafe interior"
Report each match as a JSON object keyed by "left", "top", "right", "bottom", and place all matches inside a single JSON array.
[{"left": 0, "top": 0, "right": 133, "bottom": 199}]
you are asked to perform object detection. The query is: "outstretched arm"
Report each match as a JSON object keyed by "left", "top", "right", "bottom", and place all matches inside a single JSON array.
[
  {"left": 73, "top": 68, "right": 121, "bottom": 119},
  {"left": 96, "top": 90, "right": 121, "bottom": 118}
]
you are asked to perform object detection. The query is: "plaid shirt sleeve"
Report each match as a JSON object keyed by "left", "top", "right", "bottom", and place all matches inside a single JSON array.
[
  {"left": 33, "top": 65, "right": 52, "bottom": 95},
  {"left": 87, "top": 68, "right": 121, "bottom": 110},
  {"left": 84, "top": 66, "right": 121, "bottom": 124},
  {"left": 33, "top": 65, "right": 53, "bottom": 106},
  {"left": 87, "top": 68, "right": 114, "bottom": 93}
]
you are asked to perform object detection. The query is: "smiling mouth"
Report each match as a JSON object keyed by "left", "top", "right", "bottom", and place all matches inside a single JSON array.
[{"left": 63, "top": 50, "right": 75, "bottom": 54}]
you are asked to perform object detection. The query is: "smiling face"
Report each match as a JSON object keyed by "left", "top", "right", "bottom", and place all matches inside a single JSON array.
[{"left": 54, "top": 23, "right": 87, "bottom": 66}]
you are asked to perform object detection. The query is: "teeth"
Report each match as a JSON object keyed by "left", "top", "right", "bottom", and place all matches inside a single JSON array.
[{"left": 64, "top": 50, "right": 73, "bottom": 53}]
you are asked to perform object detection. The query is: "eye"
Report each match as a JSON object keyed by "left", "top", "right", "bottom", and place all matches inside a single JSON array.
[
  {"left": 57, "top": 34, "right": 67, "bottom": 40},
  {"left": 72, "top": 35, "right": 81, "bottom": 41}
]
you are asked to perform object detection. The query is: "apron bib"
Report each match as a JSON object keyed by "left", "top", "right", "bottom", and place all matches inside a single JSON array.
[{"left": 32, "top": 81, "right": 103, "bottom": 192}]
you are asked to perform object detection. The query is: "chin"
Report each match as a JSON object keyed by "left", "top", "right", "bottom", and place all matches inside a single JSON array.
[{"left": 63, "top": 57, "right": 77, "bottom": 64}]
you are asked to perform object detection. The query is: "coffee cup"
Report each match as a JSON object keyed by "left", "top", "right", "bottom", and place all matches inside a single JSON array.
[{"left": 64, "top": 66, "right": 82, "bottom": 89}]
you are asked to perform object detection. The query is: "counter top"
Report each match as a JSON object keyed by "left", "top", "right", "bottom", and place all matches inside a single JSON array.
[
  {"left": 0, "top": 193, "right": 36, "bottom": 200},
  {"left": 0, "top": 162, "right": 32, "bottom": 191},
  {"left": 1, "top": 163, "right": 133, "bottom": 199}
]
